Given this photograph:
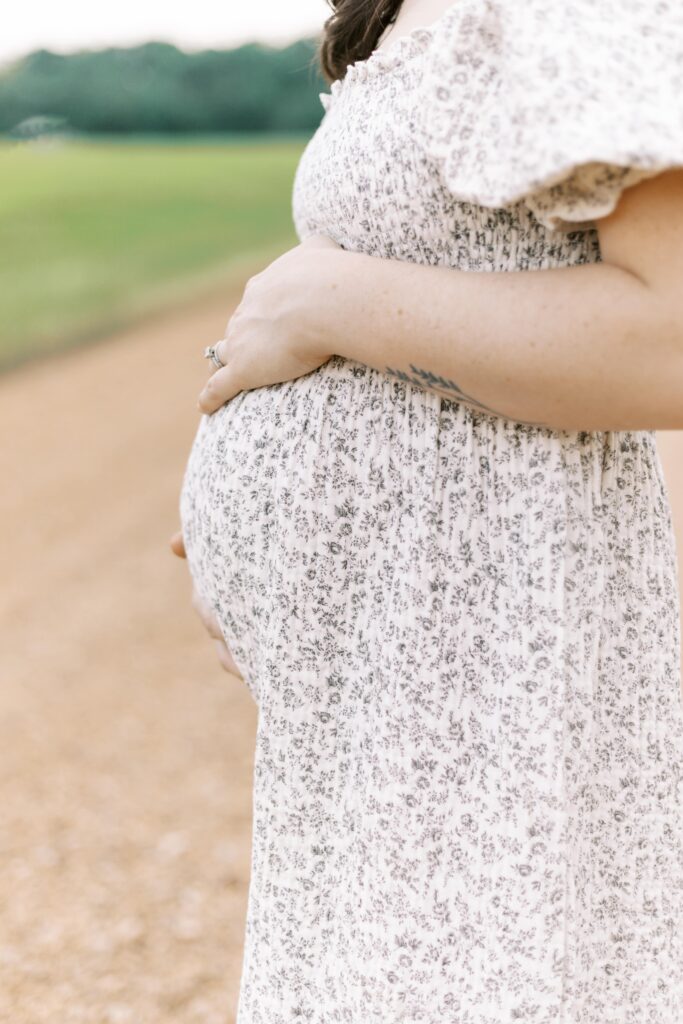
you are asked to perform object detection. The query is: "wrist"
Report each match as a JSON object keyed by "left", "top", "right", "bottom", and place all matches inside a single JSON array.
[{"left": 299, "top": 248, "right": 371, "bottom": 362}]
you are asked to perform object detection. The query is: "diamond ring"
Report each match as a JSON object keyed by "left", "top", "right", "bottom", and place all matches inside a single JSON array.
[{"left": 203, "top": 341, "right": 226, "bottom": 369}]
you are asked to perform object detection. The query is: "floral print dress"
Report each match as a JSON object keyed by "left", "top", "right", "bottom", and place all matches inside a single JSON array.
[{"left": 179, "top": 0, "right": 683, "bottom": 1020}]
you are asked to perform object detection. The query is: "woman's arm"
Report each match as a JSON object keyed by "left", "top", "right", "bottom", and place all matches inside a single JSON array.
[
  {"left": 314, "top": 168, "right": 683, "bottom": 431},
  {"left": 198, "top": 169, "right": 683, "bottom": 431}
]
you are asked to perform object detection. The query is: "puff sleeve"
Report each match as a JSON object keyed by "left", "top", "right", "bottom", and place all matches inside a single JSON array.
[{"left": 419, "top": 0, "right": 683, "bottom": 231}]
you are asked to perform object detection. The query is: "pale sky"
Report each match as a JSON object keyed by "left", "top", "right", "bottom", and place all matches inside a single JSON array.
[{"left": 0, "top": 0, "right": 330, "bottom": 67}]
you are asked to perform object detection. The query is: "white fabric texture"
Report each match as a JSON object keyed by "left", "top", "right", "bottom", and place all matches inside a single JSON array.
[
  {"left": 418, "top": 0, "right": 683, "bottom": 230},
  {"left": 179, "top": 1, "right": 683, "bottom": 1021}
]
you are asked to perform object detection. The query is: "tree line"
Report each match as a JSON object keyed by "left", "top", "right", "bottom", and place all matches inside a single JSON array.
[{"left": 0, "top": 38, "right": 329, "bottom": 137}]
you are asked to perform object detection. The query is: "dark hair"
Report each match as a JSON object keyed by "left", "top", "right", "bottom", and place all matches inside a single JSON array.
[{"left": 319, "top": 0, "right": 405, "bottom": 83}]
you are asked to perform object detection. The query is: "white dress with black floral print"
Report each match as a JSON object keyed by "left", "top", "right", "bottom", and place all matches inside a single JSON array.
[{"left": 179, "top": 1, "right": 683, "bottom": 1020}]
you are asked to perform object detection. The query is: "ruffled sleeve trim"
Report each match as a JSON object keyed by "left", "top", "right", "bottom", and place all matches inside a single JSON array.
[{"left": 419, "top": 0, "right": 683, "bottom": 231}]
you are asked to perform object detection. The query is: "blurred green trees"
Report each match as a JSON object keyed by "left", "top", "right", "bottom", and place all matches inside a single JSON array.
[{"left": 0, "top": 38, "right": 328, "bottom": 136}]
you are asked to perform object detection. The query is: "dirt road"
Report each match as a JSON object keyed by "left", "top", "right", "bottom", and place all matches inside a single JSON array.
[{"left": 1, "top": 286, "right": 682, "bottom": 1024}]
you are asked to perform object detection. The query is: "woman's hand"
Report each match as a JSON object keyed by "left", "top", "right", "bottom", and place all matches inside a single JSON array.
[
  {"left": 198, "top": 234, "right": 344, "bottom": 414},
  {"left": 169, "top": 531, "right": 244, "bottom": 679}
]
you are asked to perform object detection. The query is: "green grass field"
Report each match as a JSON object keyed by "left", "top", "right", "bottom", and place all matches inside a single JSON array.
[{"left": 0, "top": 136, "right": 308, "bottom": 370}]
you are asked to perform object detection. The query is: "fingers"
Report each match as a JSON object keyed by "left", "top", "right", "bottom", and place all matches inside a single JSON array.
[
  {"left": 214, "top": 638, "right": 244, "bottom": 678},
  {"left": 302, "top": 234, "right": 342, "bottom": 249},
  {"left": 189, "top": 589, "right": 244, "bottom": 678},
  {"left": 212, "top": 335, "right": 228, "bottom": 367},
  {"left": 191, "top": 589, "right": 223, "bottom": 639},
  {"left": 170, "top": 531, "right": 186, "bottom": 558},
  {"left": 198, "top": 364, "right": 243, "bottom": 415}
]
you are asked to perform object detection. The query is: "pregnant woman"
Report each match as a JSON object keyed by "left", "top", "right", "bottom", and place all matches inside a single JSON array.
[{"left": 175, "top": 0, "right": 683, "bottom": 1020}]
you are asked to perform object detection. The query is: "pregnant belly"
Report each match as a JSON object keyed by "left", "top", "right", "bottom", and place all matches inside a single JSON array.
[
  {"left": 177, "top": 353, "right": 652, "bottom": 716},
  {"left": 178, "top": 353, "right": 448, "bottom": 697}
]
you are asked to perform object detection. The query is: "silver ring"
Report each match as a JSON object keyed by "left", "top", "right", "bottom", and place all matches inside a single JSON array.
[{"left": 203, "top": 341, "right": 226, "bottom": 369}]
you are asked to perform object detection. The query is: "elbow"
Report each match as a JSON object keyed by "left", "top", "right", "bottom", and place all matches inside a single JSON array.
[
  {"left": 637, "top": 293, "right": 683, "bottom": 429},
  {"left": 603, "top": 280, "right": 683, "bottom": 430}
]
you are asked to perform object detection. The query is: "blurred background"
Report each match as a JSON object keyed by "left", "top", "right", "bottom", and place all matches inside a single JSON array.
[
  {"left": 1, "top": 2, "right": 682, "bottom": 1022},
  {"left": 1, "top": 3, "right": 329, "bottom": 1022},
  {"left": 0, "top": 0, "right": 329, "bottom": 372}
]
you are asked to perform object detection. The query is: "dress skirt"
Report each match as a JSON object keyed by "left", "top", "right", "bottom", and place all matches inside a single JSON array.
[{"left": 179, "top": 353, "right": 683, "bottom": 1023}]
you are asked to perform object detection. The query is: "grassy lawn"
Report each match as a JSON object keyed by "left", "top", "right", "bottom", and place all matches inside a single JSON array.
[{"left": 0, "top": 135, "right": 307, "bottom": 369}]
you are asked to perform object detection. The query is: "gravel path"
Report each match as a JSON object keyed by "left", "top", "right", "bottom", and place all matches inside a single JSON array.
[
  {"left": 1, "top": 287, "right": 682, "bottom": 1023},
  {"left": 0, "top": 285, "right": 256, "bottom": 1024}
]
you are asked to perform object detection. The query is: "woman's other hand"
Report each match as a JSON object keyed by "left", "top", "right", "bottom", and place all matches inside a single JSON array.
[
  {"left": 197, "top": 234, "right": 345, "bottom": 414},
  {"left": 169, "top": 531, "right": 244, "bottom": 679},
  {"left": 169, "top": 531, "right": 186, "bottom": 558}
]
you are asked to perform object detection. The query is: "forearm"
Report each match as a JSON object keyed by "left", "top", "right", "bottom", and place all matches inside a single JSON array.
[{"left": 320, "top": 252, "right": 683, "bottom": 431}]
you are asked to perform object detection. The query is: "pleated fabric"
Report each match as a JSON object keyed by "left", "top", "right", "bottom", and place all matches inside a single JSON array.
[
  {"left": 180, "top": 2, "right": 683, "bottom": 1019},
  {"left": 181, "top": 360, "right": 683, "bottom": 1022}
]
